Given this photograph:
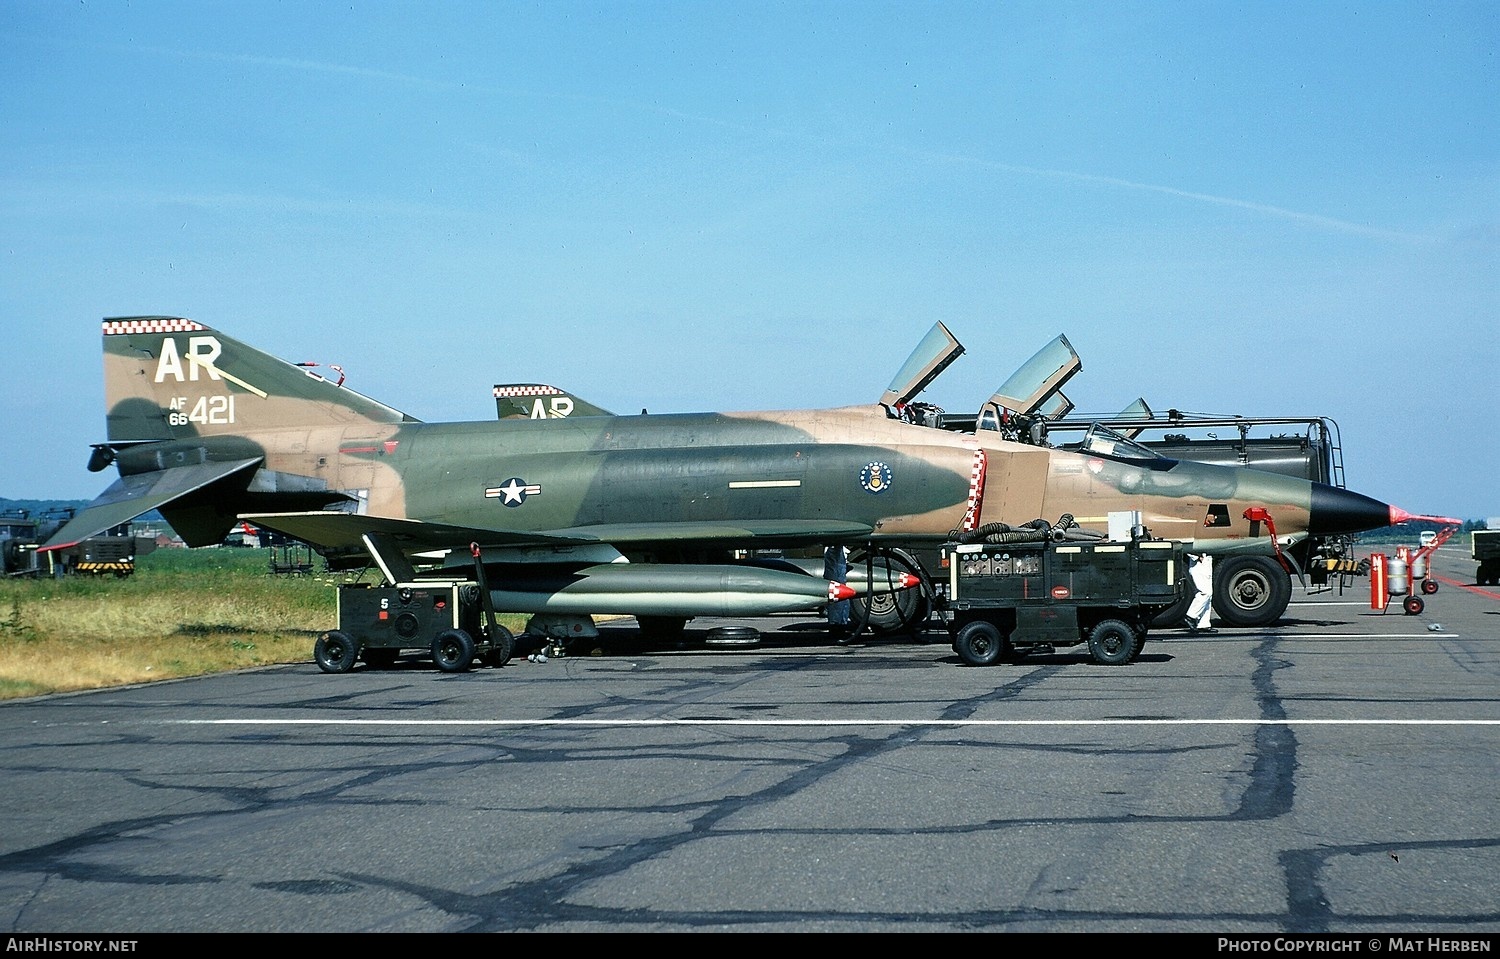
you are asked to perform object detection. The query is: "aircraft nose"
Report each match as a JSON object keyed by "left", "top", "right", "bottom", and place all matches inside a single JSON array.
[{"left": 1307, "top": 483, "right": 1401, "bottom": 536}]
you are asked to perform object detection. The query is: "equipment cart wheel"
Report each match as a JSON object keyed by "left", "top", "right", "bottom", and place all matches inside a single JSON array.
[
  {"left": 1421, "top": 579, "right": 1439, "bottom": 595},
  {"left": 1087, "top": 619, "right": 1139, "bottom": 666},
  {"left": 314, "top": 630, "right": 359, "bottom": 674},
  {"left": 432, "top": 629, "right": 476, "bottom": 672},
  {"left": 954, "top": 620, "right": 1005, "bottom": 667},
  {"left": 483, "top": 625, "right": 515, "bottom": 668},
  {"left": 1402, "top": 595, "right": 1424, "bottom": 616}
]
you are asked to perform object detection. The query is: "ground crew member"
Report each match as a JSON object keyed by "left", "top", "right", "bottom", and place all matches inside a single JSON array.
[
  {"left": 1184, "top": 552, "right": 1217, "bottom": 634},
  {"left": 824, "top": 545, "right": 851, "bottom": 639}
]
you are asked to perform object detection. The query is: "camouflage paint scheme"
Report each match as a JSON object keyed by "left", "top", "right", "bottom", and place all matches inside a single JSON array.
[{"left": 47, "top": 317, "right": 1398, "bottom": 623}]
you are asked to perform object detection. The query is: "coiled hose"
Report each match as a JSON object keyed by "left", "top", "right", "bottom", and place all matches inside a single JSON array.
[{"left": 948, "top": 514, "right": 1106, "bottom": 546}]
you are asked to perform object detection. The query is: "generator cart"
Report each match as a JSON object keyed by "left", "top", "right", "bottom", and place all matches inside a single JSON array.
[
  {"left": 935, "top": 519, "right": 1186, "bottom": 666},
  {"left": 314, "top": 543, "right": 515, "bottom": 673}
]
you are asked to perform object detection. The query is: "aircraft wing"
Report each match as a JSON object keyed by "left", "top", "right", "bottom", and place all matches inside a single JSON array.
[
  {"left": 243, "top": 512, "right": 875, "bottom": 554},
  {"left": 241, "top": 511, "right": 595, "bottom": 553},
  {"left": 42, "top": 458, "right": 263, "bottom": 550}
]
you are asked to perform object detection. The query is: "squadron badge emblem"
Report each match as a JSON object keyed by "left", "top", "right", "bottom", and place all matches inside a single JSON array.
[{"left": 860, "top": 461, "right": 892, "bottom": 494}]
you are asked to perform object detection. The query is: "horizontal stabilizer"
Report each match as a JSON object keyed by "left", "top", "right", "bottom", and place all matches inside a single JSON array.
[
  {"left": 241, "top": 511, "right": 596, "bottom": 553},
  {"left": 42, "top": 458, "right": 262, "bottom": 550}
]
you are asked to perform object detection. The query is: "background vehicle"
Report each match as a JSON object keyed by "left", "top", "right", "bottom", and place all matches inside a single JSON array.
[
  {"left": 1041, "top": 411, "right": 1352, "bottom": 628},
  {"left": 1, "top": 509, "right": 156, "bottom": 578},
  {"left": 1474, "top": 527, "right": 1500, "bottom": 586}
]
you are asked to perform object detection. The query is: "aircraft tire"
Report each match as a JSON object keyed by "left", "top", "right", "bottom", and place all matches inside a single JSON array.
[
  {"left": 848, "top": 548, "right": 929, "bottom": 635},
  {"left": 1149, "top": 591, "right": 1193, "bottom": 629},
  {"left": 431, "top": 629, "right": 476, "bottom": 673},
  {"left": 1088, "top": 619, "right": 1139, "bottom": 666},
  {"left": 954, "top": 620, "right": 1005, "bottom": 667},
  {"left": 854, "top": 590, "right": 929, "bottom": 634},
  {"left": 314, "top": 630, "right": 359, "bottom": 674},
  {"left": 705, "top": 626, "right": 762, "bottom": 648},
  {"left": 1212, "top": 555, "right": 1292, "bottom": 628}
]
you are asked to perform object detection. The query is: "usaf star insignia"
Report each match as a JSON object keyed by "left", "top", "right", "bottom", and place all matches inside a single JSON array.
[{"left": 485, "top": 477, "right": 542, "bottom": 506}]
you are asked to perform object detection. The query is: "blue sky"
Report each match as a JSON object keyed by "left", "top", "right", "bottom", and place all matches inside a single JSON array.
[{"left": 2, "top": 1, "right": 1496, "bottom": 522}]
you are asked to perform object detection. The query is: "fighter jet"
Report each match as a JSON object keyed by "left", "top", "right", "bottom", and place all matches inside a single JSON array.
[{"left": 44, "top": 316, "right": 1412, "bottom": 639}]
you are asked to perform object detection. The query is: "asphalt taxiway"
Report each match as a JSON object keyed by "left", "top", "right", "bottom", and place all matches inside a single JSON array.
[{"left": 1, "top": 544, "right": 1496, "bottom": 933}]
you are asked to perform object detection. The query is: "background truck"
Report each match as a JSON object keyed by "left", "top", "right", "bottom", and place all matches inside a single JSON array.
[
  {"left": 1042, "top": 412, "right": 1351, "bottom": 629},
  {"left": 935, "top": 519, "right": 1186, "bottom": 666},
  {"left": 1474, "top": 528, "right": 1500, "bottom": 586},
  {"left": 1, "top": 510, "right": 157, "bottom": 578}
]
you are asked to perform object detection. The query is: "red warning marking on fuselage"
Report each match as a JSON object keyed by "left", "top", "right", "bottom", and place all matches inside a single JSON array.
[{"left": 961, "top": 448, "right": 987, "bottom": 531}]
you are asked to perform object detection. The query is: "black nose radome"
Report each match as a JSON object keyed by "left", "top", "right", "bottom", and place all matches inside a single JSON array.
[{"left": 1308, "top": 483, "right": 1398, "bottom": 536}]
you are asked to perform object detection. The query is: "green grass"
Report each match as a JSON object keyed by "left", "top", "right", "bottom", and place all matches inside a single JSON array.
[{"left": 0, "top": 548, "right": 529, "bottom": 701}]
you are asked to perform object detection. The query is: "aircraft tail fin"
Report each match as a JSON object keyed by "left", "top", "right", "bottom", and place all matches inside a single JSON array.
[
  {"left": 493, "top": 383, "right": 614, "bottom": 419},
  {"left": 102, "top": 316, "right": 416, "bottom": 444}
]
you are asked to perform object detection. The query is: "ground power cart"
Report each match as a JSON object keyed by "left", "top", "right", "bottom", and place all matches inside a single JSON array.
[
  {"left": 939, "top": 533, "right": 1186, "bottom": 666},
  {"left": 314, "top": 580, "right": 515, "bottom": 673}
]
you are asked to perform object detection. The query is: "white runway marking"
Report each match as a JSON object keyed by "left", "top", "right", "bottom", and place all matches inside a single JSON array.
[{"left": 174, "top": 718, "right": 1500, "bottom": 728}]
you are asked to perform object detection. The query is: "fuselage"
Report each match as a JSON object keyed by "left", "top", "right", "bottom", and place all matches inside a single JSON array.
[
  {"left": 215, "top": 404, "right": 1383, "bottom": 560},
  {"left": 89, "top": 316, "right": 1396, "bottom": 572}
]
